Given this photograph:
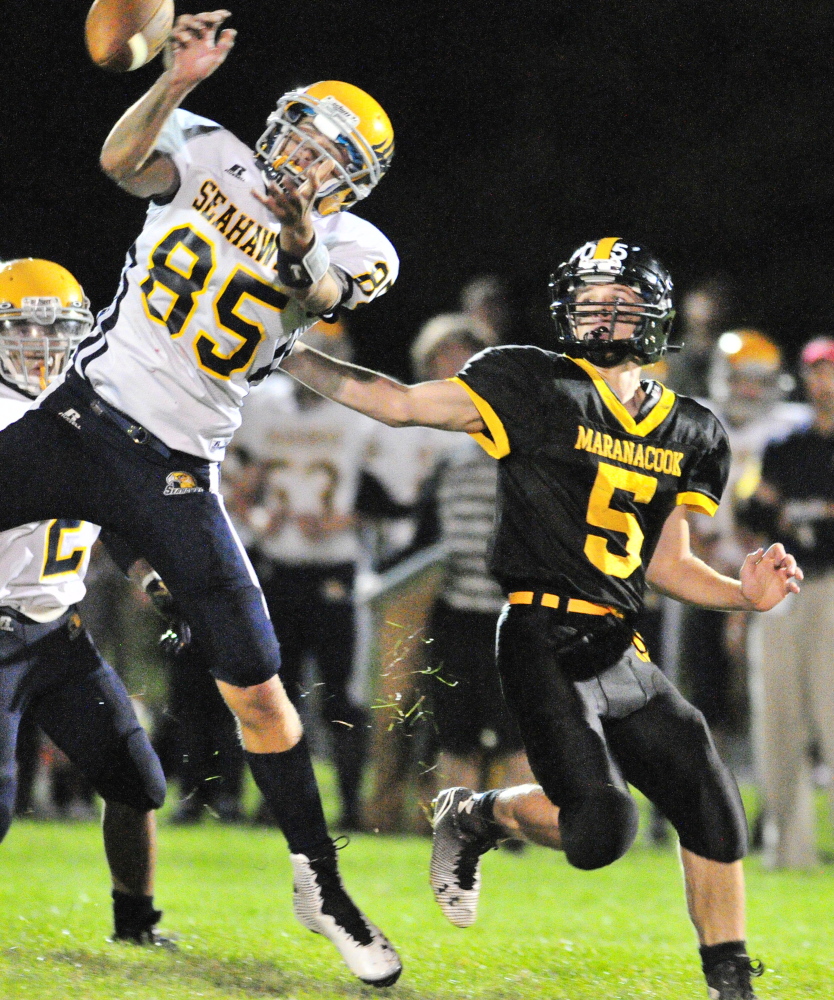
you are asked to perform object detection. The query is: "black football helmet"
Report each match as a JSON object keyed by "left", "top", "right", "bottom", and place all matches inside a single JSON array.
[{"left": 549, "top": 238, "right": 677, "bottom": 367}]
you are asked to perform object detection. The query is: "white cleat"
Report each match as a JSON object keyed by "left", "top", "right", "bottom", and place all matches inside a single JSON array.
[
  {"left": 290, "top": 848, "right": 402, "bottom": 987},
  {"left": 429, "top": 787, "right": 498, "bottom": 928}
]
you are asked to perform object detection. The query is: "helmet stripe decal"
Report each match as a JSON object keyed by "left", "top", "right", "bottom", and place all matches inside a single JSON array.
[{"left": 592, "top": 237, "right": 622, "bottom": 259}]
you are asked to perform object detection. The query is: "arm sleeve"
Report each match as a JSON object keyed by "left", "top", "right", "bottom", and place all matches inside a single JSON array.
[
  {"left": 676, "top": 409, "right": 731, "bottom": 516},
  {"left": 318, "top": 214, "right": 399, "bottom": 310},
  {"left": 454, "top": 345, "right": 548, "bottom": 459},
  {"left": 149, "top": 109, "right": 223, "bottom": 205}
]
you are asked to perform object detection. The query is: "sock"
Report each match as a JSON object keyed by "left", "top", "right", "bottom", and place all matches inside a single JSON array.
[
  {"left": 245, "top": 737, "right": 331, "bottom": 857},
  {"left": 112, "top": 890, "right": 161, "bottom": 937},
  {"left": 699, "top": 940, "right": 748, "bottom": 974},
  {"left": 458, "top": 789, "right": 503, "bottom": 839}
]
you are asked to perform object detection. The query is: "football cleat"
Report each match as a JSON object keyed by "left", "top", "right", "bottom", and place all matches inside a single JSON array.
[
  {"left": 110, "top": 927, "right": 178, "bottom": 950},
  {"left": 290, "top": 848, "right": 402, "bottom": 987},
  {"left": 705, "top": 957, "right": 764, "bottom": 1000},
  {"left": 429, "top": 787, "right": 499, "bottom": 928}
]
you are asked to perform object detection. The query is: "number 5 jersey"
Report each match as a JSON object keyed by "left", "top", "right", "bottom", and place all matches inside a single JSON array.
[
  {"left": 53, "top": 110, "right": 399, "bottom": 462},
  {"left": 453, "top": 345, "right": 731, "bottom": 615}
]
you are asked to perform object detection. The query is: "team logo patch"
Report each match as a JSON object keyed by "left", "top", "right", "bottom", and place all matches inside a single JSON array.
[
  {"left": 58, "top": 407, "right": 82, "bottom": 430},
  {"left": 164, "top": 471, "right": 205, "bottom": 496},
  {"left": 0, "top": 616, "right": 14, "bottom": 633},
  {"left": 67, "top": 611, "right": 83, "bottom": 640}
]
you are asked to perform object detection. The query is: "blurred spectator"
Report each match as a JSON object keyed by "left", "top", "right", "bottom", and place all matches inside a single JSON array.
[
  {"left": 164, "top": 639, "right": 246, "bottom": 825},
  {"left": 235, "top": 323, "right": 406, "bottom": 831},
  {"left": 460, "top": 274, "right": 513, "bottom": 344},
  {"left": 664, "top": 276, "right": 736, "bottom": 396},
  {"left": 417, "top": 476, "right": 534, "bottom": 800},
  {"left": 359, "top": 313, "right": 534, "bottom": 833},
  {"left": 738, "top": 337, "right": 834, "bottom": 868},
  {"left": 678, "top": 330, "right": 810, "bottom": 746}
]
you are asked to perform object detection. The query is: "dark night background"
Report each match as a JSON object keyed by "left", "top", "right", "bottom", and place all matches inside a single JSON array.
[{"left": 5, "top": 0, "right": 834, "bottom": 377}]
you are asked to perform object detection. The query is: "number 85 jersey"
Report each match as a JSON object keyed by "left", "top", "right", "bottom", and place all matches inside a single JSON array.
[
  {"left": 453, "top": 345, "right": 730, "bottom": 615},
  {"left": 68, "top": 111, "right": 399, "bottom": 461}
]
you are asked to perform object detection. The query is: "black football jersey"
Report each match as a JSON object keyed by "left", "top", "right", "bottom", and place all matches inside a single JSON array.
[
  {"left": 453, "top": 345, "right": 730, "bottom": 614},
  {"left": 760, "top": 427, "right": 834, "bottom": 573}
]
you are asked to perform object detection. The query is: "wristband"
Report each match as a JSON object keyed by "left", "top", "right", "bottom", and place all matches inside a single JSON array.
[
  {"left": 277, "top": 234, "right": 331, "bottom": 289},
  {"left": 141, "top": 571, "right": 161, "bottom": 593}
]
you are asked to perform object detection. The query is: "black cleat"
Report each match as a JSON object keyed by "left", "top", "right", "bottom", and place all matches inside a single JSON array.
[
  {"left": 110, "top": 927, "right": 178, "bottom": 950},
  {"left": 705, "top": 957, "right": 764, "bottom": 999}
]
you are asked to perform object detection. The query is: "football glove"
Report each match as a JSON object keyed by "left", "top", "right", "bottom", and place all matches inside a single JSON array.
[{"left": 143, "top": 573, "right": 192, "bottom": 657}]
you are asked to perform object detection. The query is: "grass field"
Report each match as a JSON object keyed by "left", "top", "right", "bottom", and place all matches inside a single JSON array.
[{"left": 1, "top": 790, "right": 832, "bottom": 1000}]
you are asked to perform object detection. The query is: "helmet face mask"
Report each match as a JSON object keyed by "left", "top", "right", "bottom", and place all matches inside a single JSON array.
[
  {"left": 255, "top": 82, "right": 394, "bottom": 216},
  {"left": 0, "top": 259, "right": 93, "bottom": 398},
  {"left": 549, "top": 238, "right": 676, "bottom": 367}
]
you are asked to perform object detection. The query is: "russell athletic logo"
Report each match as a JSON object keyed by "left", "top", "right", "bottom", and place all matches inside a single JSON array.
[
  {"left": 163, "top": 472, "right": 205, "bottom": 496},
  {"left": 58, "top": 408, "right": 82, "bottom": 430}
]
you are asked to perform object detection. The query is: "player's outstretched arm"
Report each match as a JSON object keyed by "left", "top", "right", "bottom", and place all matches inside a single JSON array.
[
  {"left": 646, "top": 505, "right": 803, "bottom": 611},
  {"left": 281, "top": 342, "right": 485, "bottom": 432},
  {"left": 100, "top": 10, "right": 236, "bottom": 197}
]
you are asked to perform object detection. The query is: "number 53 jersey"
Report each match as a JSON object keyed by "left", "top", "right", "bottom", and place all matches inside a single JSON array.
[
  {"left": 64, "top": 110, "right": 399, "bottom": 462},
  {"left": 453, "top": 345, "right": 731, "bottom": 615}
]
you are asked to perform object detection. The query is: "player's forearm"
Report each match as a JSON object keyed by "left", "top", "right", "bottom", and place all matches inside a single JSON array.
[
  {"left": 646, "top": 553, "right": 749, "bottom": 610},
  {"left": 100, "top": 71, "right": 192, "bottom": 183},
  {"left": 281, "top": 344, "right": 414, "bottom": 426}
]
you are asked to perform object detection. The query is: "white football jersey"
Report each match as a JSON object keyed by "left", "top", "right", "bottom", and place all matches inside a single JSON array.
[
  {"left": 56, "top": 110, "right": 398, "bottom": 461},
  {"left": 0, "top": 381, "right": 98, "bottom": 619},
  {"left": 234, "top": 374, "right": 379, "bottom": 564}
]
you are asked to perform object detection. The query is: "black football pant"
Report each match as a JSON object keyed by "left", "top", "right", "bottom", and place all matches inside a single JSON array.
[{"left": 496, "top": 602, "right": 748, "bottom": 869}]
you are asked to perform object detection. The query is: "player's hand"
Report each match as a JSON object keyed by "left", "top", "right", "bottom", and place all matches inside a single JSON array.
[
  {"left": 739, "top": 542, "right": 803, "bottom": 611},
  {"left": 144, "top": 575, "right": 193, "bottom": 657},
  {"left": 164, "top": 10, "right": 236, "bottom": 85},
  {"left": 252, "top": 161, "right": 332, "bottom": 253}
]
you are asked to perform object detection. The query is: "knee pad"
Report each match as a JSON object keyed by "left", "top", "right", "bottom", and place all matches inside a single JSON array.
[
  {"left": 94, "top": 728, "right": 167, "bottom": 812},
  {"left": 676, "top": 783, "right": 748, "bottom": 863},
  {"left": 560, "top": 785, "right": 639, "bottom": 870}
]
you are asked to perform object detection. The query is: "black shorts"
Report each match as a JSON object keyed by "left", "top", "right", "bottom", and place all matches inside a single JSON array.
[
  {"left": 0, "top": 373, "right": 280, "bottom": 688},
  {"left": 427, "top": 600, "right": 524, "bottom": 756}
]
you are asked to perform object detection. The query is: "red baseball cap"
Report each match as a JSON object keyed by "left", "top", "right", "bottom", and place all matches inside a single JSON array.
[{"left": 800, "top": 337, "right": 834, "bottom": 367}]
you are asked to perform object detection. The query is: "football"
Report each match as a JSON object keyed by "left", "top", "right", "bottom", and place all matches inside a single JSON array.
[{"left": 85, "top": 0, "right": 175, "bottom": 72}]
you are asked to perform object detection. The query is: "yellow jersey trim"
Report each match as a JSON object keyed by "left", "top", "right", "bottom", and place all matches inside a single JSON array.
[
  {"left": 568, "top": 356, "right": 677, "bottom": 437},
  {"left": 676, "top": 491, "right": 719, "bottom": 516},
  {"left": 449, "top": 376, "right": 510, "bottom": 459}
]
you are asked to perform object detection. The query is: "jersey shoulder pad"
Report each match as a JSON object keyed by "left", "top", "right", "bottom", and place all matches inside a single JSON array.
[{"left": 317, "top": 212, "right": 399, "bottom": 307}]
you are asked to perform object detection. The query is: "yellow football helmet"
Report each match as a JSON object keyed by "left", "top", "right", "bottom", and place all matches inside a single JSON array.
[
  {"left": 256, "top": 81, "right": 394, "bottom": 215},
  {"left": 0, "top": 258, "right": 93, "bottom": 397},
  {"left": 708, "top": 328, "right": 786, "bottom": 425}
]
